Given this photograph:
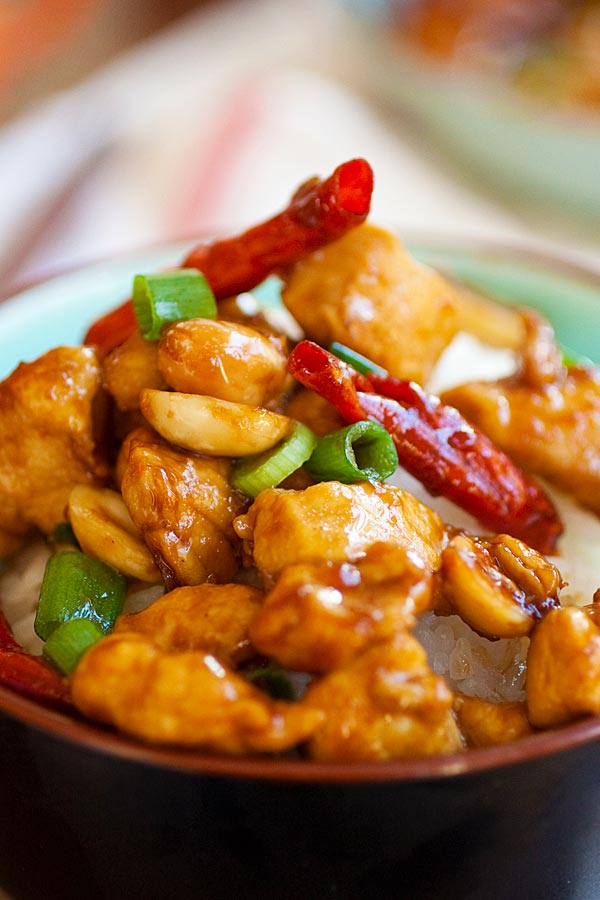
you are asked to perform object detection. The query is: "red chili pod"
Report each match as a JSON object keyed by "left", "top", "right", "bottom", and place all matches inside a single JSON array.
[
  {"left": 85, "top": 159, "right": 374, "bottom": 356},
  {"left": 183, "top": 157, "right": 374, "bottom": 295},
  {"left": 0, "top": 611, "right": 71, "bottom": 709},
  {"left": 288, "top": 341, "right": 562, "bottom": 554}
]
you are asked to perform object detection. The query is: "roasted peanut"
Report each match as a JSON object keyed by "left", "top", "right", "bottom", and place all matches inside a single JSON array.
[
  {"left": 158, "top": 318, "right": 288, "bottom": 406},
  {"left": 440, "top": 532, "right": 562, "bottom": 639},
  {"left": 140, "top": 389, "right": 293, "bottom": 456},
  {"left": 68, "top": 485, "right": 161, "bottom": 583}
]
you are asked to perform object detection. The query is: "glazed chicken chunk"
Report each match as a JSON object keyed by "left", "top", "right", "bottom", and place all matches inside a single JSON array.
[
  {"left": 71, "top": 632, "right": 322, "bottom": 754},
  {"left": 234, "top": 480, "right": 445, "bottom": 584},
  {"left": 453, "top": 695, "right": 534, "bottom": 748},
  {"left": 157, "top": 317, "right": 288, "bottom": 407},
  {"left": 250, "top": 544, "right": 433, "bottom": 673},
  {"left": 443, "top": 313, "right": 600, "bottom": 515},
  {"left": 282, "top": 223, "right": 459, "bottom": 385},
  {"left": 527, "top": 607, "right": 600, "bottom": 728},
  {"left": 114, "top": 583, "right": 263, "bottom": 667},
  {"left": 303, "top": 632, "right": 463, "bottom": 761},
  {"left": 121, "top": 435, "right": 246, "bottom": 587},
  {"left": 0, "top": 346, "right": 108, "bottom": 557}
]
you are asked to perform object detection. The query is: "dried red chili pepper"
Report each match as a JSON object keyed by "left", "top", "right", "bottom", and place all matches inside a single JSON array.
[
  {"left": 83, "top": 298, "right": 137, "bottom": 356},
  {"left": 183, "top": 157, "right": 374, "bottom": 294},
  {"left": 288, "top": 341, "right": 562, "bottom": 554},
  {"left": 0, "top": 610, "right": 71, "bottom": 709},
  {"left": 85, "top": 158, "right": 374, "bottom": 356}
]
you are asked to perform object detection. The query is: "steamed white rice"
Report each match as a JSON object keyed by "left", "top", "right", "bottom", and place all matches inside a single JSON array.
[{"left": 1, "top": 331, "right": 599, "bottom": 704}]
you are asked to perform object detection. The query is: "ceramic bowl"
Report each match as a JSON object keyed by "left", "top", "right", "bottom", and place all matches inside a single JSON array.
[{"left": 1, "top": 240, "right": 600, "bottom": 900}]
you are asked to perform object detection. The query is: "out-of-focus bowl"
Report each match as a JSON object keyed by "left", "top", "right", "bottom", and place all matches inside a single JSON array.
[
  {"left": 341, "top": 4, "right": 600, "bottom": 227},
  {"left": 1, "top": 240, "right": 600, "bottom": 900}
]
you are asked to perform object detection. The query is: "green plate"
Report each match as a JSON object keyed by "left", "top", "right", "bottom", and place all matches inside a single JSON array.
[{"left": 0, "top": 239, "right": 598, "bottom": 380}]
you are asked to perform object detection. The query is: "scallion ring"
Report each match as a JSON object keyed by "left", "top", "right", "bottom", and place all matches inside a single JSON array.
[
  {"left": 306, "top": 420, "right": 398, "bottom": 484},
  {"left": 232, "top": 421, "right": 317, "bottom": 498},
  {"left": 246, "top": 667, "right": 296, "bottom": 701},
  {"left": 35, "top": 550, "right": 127, "bottom": 641},
  {"left": 561, "top": 344, "right": 594, "bottom": 369},
  {"left": 43, "top": 618, "right": 105, "bottom": 675},
  {"left": 133, "top": 269, "right": 217, "bottom": 341}
]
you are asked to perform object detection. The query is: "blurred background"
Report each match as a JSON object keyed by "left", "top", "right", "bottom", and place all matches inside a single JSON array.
[{"left": 0, "top": 0, "right": 599, "bottom": 298}]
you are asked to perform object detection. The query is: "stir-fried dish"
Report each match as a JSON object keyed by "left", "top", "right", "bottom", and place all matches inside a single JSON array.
[{"left": 1, "top": 158, "right": 600, "bottom": 761}]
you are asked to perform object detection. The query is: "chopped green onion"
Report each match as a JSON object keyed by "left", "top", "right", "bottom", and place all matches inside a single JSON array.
[
  {"left": 561, "top": 344, "right": 594, "bottom": 369},
  {"left": 247, "top": 667, "right": 296, "bottom": 701},
  {"left": 35, "top": 550, "right": 127, "bottom": 641},
  {"left": 43, "top": 618, "right": 104, "bottom": 675},
  {"left": 329, "top": 342, "right": 388, "bottom": 378},
  {"left": 231, "top": 422, "right": 317, "bottom": 498},
  {"left": 52, "top": 522, "right": 80, "bottom": 549},
  {"left": 306, "top": 420, "right": 398, "bottom": 484},
  {"left": 133, "top": 269, "right": 217, "bottom": 340}
]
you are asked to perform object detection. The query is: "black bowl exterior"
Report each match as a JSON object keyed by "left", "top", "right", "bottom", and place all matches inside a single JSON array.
[{"left": 1, "top": 706, "right": 600, "bottom": 900}]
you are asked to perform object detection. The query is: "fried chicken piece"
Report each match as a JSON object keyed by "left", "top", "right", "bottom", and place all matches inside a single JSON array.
[
  {"left": 0, "top": 346, "right": 109, "bottom": 555},
  {"left": 102, "top": 330, "right": 166, "bottom": 412},
  {"left": 250, "top": 544, "right": 433, "bottom": 673},
  {"left": 121, "top": 438, "right": 246, "bottom": 588},
  {"left": 114, "top": 583, "right": 263, "bottom": 666},
  {"left": 114, "top": 426, "right": 162, "bottom": 489},
  {"left": 527, "top": 607, "right": 600, "bottom": 728},
  {"left": 234, "top": 480, "right": 445, "bottom": 585},
  {"left": 443, "top": 312, "right": 600, "bottom": 515},
  {"left": 71, "top": 632, "right": 322, "bottom": 754},
  {"left": 303, "top": 633, "right": 463, "bottom": 761},
  {"left": 453, "top": 694, "right": 534, "bottom": 748},
  {"left": 281, "top": 223, "right": 459, "bottom": 385}
]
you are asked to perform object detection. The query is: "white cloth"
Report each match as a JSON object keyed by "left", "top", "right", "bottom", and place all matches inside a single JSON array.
[{"left": 0, "top": 0, "right": 598, "bottom": 294}]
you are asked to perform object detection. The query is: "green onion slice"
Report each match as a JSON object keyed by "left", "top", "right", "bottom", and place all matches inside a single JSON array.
[
  {"left": 246, "top": 667, "right": 296, "bottom": 702},
  {"left": 306, "top": 420, "right": 398, "bottom": 484},
  {"left": 329, "top": 342, "right": 388, "bottom": 378},
  {"left": 561, "top": 343, "right": 594, "bottom": 369},
  {"left": 52, "top": 522, "right": 80, "bottom": 549},
  {"left": 43, "top": 618, "right": 105, "bottom": 676},
  {"left": 133, "top": 269, "right": 217, "bottom": 340},
  {"left": 232, "top": 422, "right": 317, "bottom": 498},
  {"left": 35, "top": 550, "right": 127, "bottom": 641}
]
